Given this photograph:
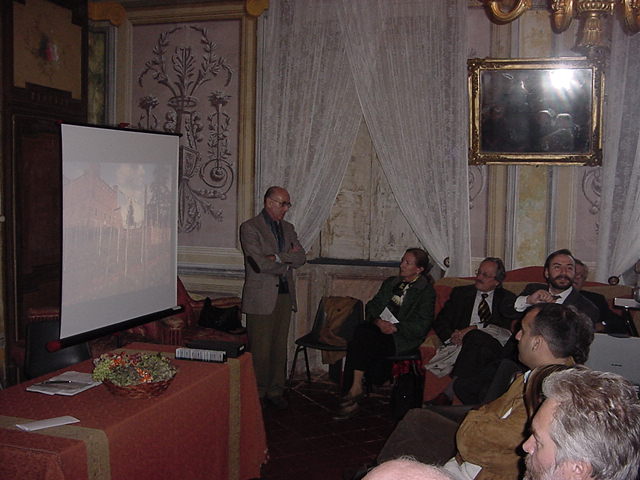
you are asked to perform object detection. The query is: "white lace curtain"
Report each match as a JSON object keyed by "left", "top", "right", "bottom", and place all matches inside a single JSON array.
[
  {"left": 337, "top": 0, "right": 470, "bottom": 275},
  {"left": 257, "top": 0, "right": 362, "bottom": 250},
  {"left": 258, "top": 0, "right": 471, "bottom": 275},
  {"left": 596, "top": 27, "right": 640, "bottom": 283}
]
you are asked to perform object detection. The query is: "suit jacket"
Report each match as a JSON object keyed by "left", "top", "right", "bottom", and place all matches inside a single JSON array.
[
  {"left": 365, "top": 275, "right": 435, "bottom": 354},
  {"left": 456, "top": 356, "right": 575, "bottom": 480},
  {"left": 580, "top": 289, "right": 629, "bottom": 334},
  {"left": 455, "top": 374, "right": 526, "bottom": 480},
  {"left": 240, "top": 211, "right": 306, "bottom": 315},
  {"left": 518, "top": 283, "right": 600, "bottom": 326},
  {"left": 433, "top": 285, "right": 517, "bottom": 342}
]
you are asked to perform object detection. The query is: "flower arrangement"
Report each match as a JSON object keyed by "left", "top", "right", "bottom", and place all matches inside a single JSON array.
[{"left": 92, "top": 352, "right": 177, "bottom": 387}]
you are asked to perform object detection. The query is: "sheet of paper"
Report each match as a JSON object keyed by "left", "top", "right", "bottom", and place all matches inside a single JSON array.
[
  {"left": 26, "top": 371, "right": 101, "bottom": 396},
  {"left": 380, "top": 307, "right": 399, "bottom": 324},
  {"left": 16, "top": 416, "right": 80, "bottom": 432}
]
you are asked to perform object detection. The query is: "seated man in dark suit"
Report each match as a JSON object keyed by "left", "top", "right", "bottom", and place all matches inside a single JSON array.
[
  {"left": 574, "top": 258, "right": 630, "bottom": 334},
  {"left": 454, "top": 249, "right": 599, "bottom": 404},
  {"left": 513, "top": 249, "right": 599, "bottom": 325},
  {"left": 429, "top": 257, "right": 517, "bottom": 405}
]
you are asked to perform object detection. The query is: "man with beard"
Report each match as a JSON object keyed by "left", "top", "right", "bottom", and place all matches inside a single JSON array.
[
  {"left": 514, "top": 249, "right": 599, "bottom": 326},
  {"left": 454, "top": 250, "right": 601, "bottom": 405},
  {"left": 522, "top": 368, "right": 640, "bottom": 480},
  {"left": 377, "top": 303, "right": 594, "bottom": 480}
]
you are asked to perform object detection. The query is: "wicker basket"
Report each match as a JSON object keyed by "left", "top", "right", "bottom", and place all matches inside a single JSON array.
[{"left": 102, "top": 375, "right": 176, "bottom": 399}]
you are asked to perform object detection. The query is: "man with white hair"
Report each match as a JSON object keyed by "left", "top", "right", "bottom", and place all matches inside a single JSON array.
[
  {"left": 363, "top": 457, "right": 455, "bottom": 480},
  {"left": 523, "top": 368, "right": 640, "bottom": 480}
]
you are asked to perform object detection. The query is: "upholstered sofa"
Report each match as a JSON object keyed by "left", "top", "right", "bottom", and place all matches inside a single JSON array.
[{"left": 420, "top": 265, "right": 637, "bottom": 403}]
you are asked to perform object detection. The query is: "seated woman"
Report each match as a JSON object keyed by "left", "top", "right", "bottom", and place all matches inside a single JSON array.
[{"left": 335, "top": 248, "right": 436, "bottom": 419}]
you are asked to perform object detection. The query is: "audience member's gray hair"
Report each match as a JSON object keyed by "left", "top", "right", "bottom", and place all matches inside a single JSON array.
[
  {"left": 363, "top": 456, "right": 455, "bottom": 480},
  {"left": 542, "top": 368, "right": 640, "bottom": 480}
]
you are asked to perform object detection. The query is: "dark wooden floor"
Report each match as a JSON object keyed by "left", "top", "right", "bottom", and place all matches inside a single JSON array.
[{"left": 259, "top": 377, "right": 396, "bottom": 480}]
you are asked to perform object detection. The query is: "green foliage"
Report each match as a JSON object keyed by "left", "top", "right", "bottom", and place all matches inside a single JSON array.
[{"left": 92, "top": 352, "right": 177, "bottom": 387}]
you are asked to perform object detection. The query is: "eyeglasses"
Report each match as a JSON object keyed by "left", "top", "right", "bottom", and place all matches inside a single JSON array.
[
  {"left": 269, "top": 197, "right": 292, "bottom": 208},
  {"left": 476, "top": 270, "right": 496, "bottom": 279}
]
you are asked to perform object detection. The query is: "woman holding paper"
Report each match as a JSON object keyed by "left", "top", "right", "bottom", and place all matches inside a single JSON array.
[{"left": 335, "top": 248, "right": 435, "bottom": 419}]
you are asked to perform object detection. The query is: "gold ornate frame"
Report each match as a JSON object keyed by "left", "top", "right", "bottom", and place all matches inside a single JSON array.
[{"left": 468, "top": 57, "right": 603, "bottom": 166}]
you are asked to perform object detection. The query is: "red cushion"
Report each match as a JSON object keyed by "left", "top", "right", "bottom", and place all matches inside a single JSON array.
[
  {"left": 176, "top": 277, "right": 196, "bottom": 324},
  {"left": 434, "top": 285, "right": 453, "bottom": 317}
]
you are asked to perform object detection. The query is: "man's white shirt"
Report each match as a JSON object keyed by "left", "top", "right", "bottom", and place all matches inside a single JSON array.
[{"left": 514, "top": 286, "right": 573, "bottom": 312}]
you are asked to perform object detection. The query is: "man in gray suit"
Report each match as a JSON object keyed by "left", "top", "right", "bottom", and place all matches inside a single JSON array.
[{"left": 240, "top": 186, "right": 306, "bottom": 409}]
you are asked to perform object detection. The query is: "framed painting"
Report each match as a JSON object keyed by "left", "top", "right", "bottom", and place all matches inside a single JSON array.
[{"left": 468, "top": 57, "right": 603, "bottom": 166}]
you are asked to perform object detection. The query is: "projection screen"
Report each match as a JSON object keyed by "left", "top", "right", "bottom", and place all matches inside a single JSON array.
[{"left": 60, "top": 124, "right": 179, "bottom": 340}]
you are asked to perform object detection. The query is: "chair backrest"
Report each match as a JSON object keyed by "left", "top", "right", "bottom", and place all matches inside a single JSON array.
[
  {"left": 24, "top": 319, "right": 91, "bottom": 379},
  {"left": 313, "top": 296, "right": 364, "bottom": 346}
]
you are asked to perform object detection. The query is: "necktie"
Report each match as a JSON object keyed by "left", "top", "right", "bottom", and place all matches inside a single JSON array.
[
  {"left": 275, "top": 222, "right": 285, "bottom": 252},
  {"left": 478, "top": 293, "right": 491, "bottom": 327}
]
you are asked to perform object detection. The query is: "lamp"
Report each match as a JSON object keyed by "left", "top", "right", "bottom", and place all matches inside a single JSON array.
[{"left": 480, "top": 1, "right": 640, "bottom": 58}]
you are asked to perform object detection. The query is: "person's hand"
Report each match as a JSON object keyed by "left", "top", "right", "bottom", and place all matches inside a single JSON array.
[
  {"left": 526, "top": 289, "right": 557, "bottom": 304},
  {"left": 450, "top": 326, "right": 476, "bottom": 345},
  {"left": 374, "top": 318, "right": 397, "bottom": 335},
  {"left": 266, "top": 254, "right": 276, "bottom": 261},
  {"left": 289, "top": 244, "right": 302, "bottom": 253}
]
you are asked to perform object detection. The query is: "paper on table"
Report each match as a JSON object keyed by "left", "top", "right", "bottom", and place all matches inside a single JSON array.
[
  {"left": 26, "top": 371, "right": 101, "bottom": 396},
  {"left": 380, "top": 307, "right": 399, "bottom": 324},
  {"left": 16, "top": 416, "right": 80, "bottom": 432}
]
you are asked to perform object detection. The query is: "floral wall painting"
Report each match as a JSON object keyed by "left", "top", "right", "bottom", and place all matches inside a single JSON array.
[
  {"left": 13, "top": 0, "right": 83, "bottom": 99},
  {"left": 132, "top": 20, "right": 241, "bottom": 249}
]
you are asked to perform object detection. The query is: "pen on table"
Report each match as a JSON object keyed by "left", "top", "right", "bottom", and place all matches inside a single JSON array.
[{"left": 42, "top": 380, "right": 74, "bottom": 384}]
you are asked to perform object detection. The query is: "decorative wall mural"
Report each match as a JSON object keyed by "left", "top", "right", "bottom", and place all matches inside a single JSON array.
[
  {"left": 582, "top": 166, "right": 601, "bottom": 215},
  {"left": 468, "top": 165, "right": 486, "bottom": 210},
  {"left": 134, "top": 23, "right": 238, "bottom": 237}
]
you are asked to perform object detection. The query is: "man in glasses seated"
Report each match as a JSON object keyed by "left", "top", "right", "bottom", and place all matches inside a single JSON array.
[{"left": 426, "top": 257, "right": 517, "bottom": 405}]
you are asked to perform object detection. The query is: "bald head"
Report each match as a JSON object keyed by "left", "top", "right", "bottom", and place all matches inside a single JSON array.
[
  {"left": 263, "top": 186, "right": 291, "bottom": 222},
  {"left": 363, "top": 459, "right": 455, "bottom": 480}
]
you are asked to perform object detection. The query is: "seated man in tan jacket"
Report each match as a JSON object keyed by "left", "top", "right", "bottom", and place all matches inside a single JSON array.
[{"left": 377, "top": 303, "right": 594, "bottom": 480}]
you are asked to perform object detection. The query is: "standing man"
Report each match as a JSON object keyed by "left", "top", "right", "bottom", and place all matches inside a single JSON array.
[
  {"left": 429, "top": 257, "right": 517, "bottom": 404},
  {"left": 514, "top": 249, "right": 599, "bottom": 325},
  {"left": 240, "top": 186, "right": 306, "bottom": 409},
  {"left": 523, "top": 368, "right": 640, "bottom": 480}
]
